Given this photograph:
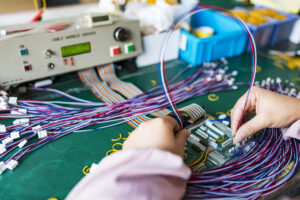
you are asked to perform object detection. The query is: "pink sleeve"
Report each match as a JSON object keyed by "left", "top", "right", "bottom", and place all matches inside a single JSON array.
[
  {"left": 66, "top": 148, "right": 191, "bottom": 200},
  {"left": 282, "top": 94, "right": 300, "bottom": 140},
  {"left": 282, "top": 119, "right": 300, "bottom": 140}
]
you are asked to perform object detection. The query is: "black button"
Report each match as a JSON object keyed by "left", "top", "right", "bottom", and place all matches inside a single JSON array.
[{"left": 114, "top": 27, "right": 131, "bottom": 42}]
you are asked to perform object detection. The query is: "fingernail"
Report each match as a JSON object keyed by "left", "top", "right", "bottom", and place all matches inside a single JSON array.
[{"left": 233, "top": 132, "right": 244, "bottom": 144}]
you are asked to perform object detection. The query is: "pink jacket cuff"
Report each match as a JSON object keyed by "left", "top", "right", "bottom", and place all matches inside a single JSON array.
[
  {"left": 66, "top": 148, "right": 191, "bottom": 200},
  {"left": 282, "top": 119, "right": 300, "bottom": 140}
]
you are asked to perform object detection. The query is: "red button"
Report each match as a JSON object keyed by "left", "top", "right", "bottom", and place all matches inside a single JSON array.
[
  {"left": 110, "top": 46, "right": 120, "bottom": 56},
  {"left": 24, "top": 65, "right": 32, "bottom": 71}
]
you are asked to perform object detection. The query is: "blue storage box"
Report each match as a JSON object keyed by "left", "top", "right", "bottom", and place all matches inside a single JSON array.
[
  {"left": 179, "top": 10, "right": 247, "bottom": 66},
  {"left": 234, "top": 6, "right": 298, "bottom": 49}
]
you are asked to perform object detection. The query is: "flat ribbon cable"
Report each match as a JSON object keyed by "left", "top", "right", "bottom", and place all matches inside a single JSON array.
[
  {"left": 97, "top": 64, "right": 170, "bottom": 117},
  {"left": 78, "top": 68, "right": 150, "bottom": 128}
]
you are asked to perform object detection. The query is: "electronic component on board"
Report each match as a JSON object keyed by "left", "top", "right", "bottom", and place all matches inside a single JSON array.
[
  {"left": 205, "top": 120, "right": 225, "bottom": 136},
  {"left": 222, "top": 138, "right": 232, "bottom": 148},
  {"left": 187, "top": 134, "right": 207, "bottom": 153},
  {"left": 195, "top": 129, "right": 208, "bottom": 139},
  {"left": 208, "top": 151, "right": 226, "bottom": 166},
  {"left": 213, "top": 121, "right": 232, "bottom": 137},
  {"left": 207, "top": 129, "right": 219, "bottom": 140}
]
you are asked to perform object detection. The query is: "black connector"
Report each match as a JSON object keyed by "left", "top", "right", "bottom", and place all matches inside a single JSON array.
[{"left": 168, "top": 111, "right": 192, "bottom": 128}]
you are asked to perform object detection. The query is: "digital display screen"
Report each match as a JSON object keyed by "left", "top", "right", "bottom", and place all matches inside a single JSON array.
[
  {"left": 92, "top": 15, "right": 109, "bottom": 22},
  {"left": 61, "top": 42, "right": 91, "bottom": 57}
]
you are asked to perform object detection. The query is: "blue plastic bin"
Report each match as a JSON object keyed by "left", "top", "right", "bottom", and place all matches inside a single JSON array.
[
  {"left": 179, "top": 10, "right": 247, "bottom": 66},
  {"left": 234, "top": 6, "right": 298, "bottom": 49}
]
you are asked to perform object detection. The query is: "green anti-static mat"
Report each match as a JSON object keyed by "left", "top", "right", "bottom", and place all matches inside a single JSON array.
[{"left": 0, "top": 51, "right": 299, "bottom": 200}]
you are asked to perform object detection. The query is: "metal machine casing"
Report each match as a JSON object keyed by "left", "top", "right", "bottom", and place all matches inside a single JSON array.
[{"left": 0, "top": 16, "right": 142, "bottom": 86}]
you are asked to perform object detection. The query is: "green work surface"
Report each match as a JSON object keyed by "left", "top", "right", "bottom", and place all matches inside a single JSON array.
[{"left": 0, "top": 51, "right": 299, "bottom": 199}]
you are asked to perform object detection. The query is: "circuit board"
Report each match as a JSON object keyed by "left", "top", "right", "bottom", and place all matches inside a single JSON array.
[{"left": 185, "top": 115, "right": 256, "bottom": 172}]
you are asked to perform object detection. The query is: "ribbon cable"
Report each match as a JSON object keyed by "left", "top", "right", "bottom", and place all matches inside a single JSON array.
[
  {"left": 78, "top": 68, "right": 149, "bottom": 128},
  {"left": 96, "top": 64, "right": 170, "bottom": 117}
]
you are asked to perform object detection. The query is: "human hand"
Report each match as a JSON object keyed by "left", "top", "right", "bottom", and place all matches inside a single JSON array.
[
  {"left": 231, "top": 86, "right": 300, "bottom": 144},
  {"left": 123, "top": 117, "right": 190, "bottom": 158}
]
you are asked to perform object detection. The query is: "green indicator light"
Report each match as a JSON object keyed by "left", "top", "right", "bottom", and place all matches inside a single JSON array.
[{"left": 127, "top": 44, "right": 134, "bottom": 53}]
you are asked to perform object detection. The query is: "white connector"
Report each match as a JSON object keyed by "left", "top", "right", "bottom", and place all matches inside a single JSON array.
[
  {"left": 190, "top": 134, "right": 200, "bottom": 142},
  {"left": 227, "top": 78, "right": 234, "bottom": 86},
  {"left": 207, "top": 129, "right": 220, "bottom": 139},
  {"left": 0, "top": 146, "right": 6, "bottom": 154},
  {"left": 2, "top": 137, "right": 13, "bottom": 145},
  {"left": 218, "top": 69, "right": 225, "bottom": 74},
  {"left": 276, "top": 77, "right": 281, "bottom": 83},
  {"left": 0, "top": 90, "right": 7, "bottom": 97},
  {"left": 6, "top": 160, "right": 18, "bottom": 170},
  {"left": 0, "top": 102, "right": 7, "bottom": 110},
  {"left": 11, "top": 108, "right": 27, "bottom": 115},
  {"left": 216, "top": 74, "right": 223, "bottom": 81},
  {"left": 221, "top": 138, "right": 232, "bottom": 148},
  {"left": 0, "top": 124, "right": 6, "bottom": 133},
  {"left": 32, "top": 125, "right": 42, "bottom": 132},
  {"left": 13, "top": 118, "right": 29, "bottom": 126},
  {"left": 10, "top": 131, "right": 20, "bottom": 140},
  {"left": 205, "top": 120, "right": 224, "bottom": 136},
  {"left": 196, "top": 129, "right": 208, "bottom": 139},
  {"left": 209, "top": 140, "right": 218, "bottom": 149},
  {"left": 222, "top": 120, "right": 230, "bottom": 126},
  {"left": 232, "top": 86, "right": 238, "bottom": 90},
  {"left": 18, "top": 140, "right": 27, "bottom": 148},
  {"left": 8, "top": 97, "right": 18, "bottom": 105},
  {"left": 232, "top": 70, "right": 238, "bottom": 76},
  {"left": 0, "top": 161, "right": 6, "bottom": 174},
  {"left": 206, "top": 77, "right": 212, "bottom": 81},
  {"left": 218, "top": 114, "right": 226, "bottom": 120},
  {"left": 200, "top": 126, "right": 207, "bottom": 131},
  {"left": 38, "top": 130, "right": 48, "bottom": 139}
]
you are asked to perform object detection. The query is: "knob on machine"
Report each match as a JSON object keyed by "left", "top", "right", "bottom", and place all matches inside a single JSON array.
[{"left": 114, "top": 27, "right": 131, "bottom": 42}]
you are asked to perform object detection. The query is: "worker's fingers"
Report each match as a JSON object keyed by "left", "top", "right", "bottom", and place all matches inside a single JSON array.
[
  {"left": 230, "top": 92, "right": 248, "bottom": 137},
  {"left": 175, "top": 129, "right": 190, "bottom": 157},
  {"left": 233, "top": 115, "right": 266, "bottom": 144},
  {"left": 163, "top": 116, "right": 181, "bottom": 133}
]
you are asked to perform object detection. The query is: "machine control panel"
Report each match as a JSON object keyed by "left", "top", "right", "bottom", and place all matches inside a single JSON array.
[{"left": 0, "top": 15, "right": 143, "bottom": 86}]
